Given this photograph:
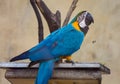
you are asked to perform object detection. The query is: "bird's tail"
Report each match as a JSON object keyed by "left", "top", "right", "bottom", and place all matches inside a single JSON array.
[
  {"left": 35, "top": 60, "right": 55, "bottom": 84},
  {"left": 10, "top": 51, "right": 30, "bottom": 62}
]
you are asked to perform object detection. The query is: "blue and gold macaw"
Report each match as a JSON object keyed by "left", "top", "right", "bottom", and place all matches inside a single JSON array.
[{"left": 10, "top": 11, "right": 94, "bottom": 84}]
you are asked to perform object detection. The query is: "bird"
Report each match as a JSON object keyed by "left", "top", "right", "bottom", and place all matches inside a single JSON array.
[{"left": 10, "top": 11, "right": 94, "bottom": 84}]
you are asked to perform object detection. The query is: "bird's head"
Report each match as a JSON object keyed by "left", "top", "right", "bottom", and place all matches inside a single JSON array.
[
  {"left": 77, "top": 11, "right": 94, "bottom": 35},
  {"left": 70, "top": 11, "right": 94, "bottom": 35},
  {"left": 77, "top": 11, "right": 94, "bottom": 28}
]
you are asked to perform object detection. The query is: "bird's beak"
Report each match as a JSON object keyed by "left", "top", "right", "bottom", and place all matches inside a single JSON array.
[{"left": 87, "top": 12, "right": 94, "bottom": 23}]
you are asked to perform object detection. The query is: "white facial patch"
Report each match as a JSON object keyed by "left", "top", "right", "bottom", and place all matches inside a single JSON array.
[
  {"left": 79, "top": 18, "right": 86, "bottom": 28},
  {"left": 78, "top": 12, "right": 88, "bottom": 28}
]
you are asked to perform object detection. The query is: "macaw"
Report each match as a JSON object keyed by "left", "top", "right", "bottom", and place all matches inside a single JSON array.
[{"left": 10, "top": 11, "right": 94, "bottom": 84}]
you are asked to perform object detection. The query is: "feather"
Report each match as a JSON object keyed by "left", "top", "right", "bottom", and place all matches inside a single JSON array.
[{"left": 35, "top": 60, "right": 55, "bottom": 84}]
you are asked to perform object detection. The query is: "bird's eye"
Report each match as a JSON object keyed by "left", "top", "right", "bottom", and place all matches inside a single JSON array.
[{"left": 77, "top": 14, "right": 84, "bottom": 23}]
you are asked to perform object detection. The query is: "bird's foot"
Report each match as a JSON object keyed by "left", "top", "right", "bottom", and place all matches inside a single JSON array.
[{"left": 65, "top": 60, "right": 75, "bottom": 65}]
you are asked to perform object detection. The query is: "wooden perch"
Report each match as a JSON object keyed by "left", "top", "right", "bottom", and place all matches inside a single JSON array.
[
  {"left": 36, "top": 0, "right": 61, "bottom": 33},
  {"left": 63, "top": 0, "right": 78, "bottom": 26},
  {"left": 30, "top": 0, "right": 43, "bottom": 42}
]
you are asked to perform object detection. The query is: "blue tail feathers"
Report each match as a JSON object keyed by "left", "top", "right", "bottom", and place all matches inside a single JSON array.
[{"left": 35, "top": 60, "right": 55, "bottom": 84}]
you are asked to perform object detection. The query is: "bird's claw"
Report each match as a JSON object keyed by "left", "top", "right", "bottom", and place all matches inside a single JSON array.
[{"left": 65, "top": 60, "right": 75, "bottom": 65}]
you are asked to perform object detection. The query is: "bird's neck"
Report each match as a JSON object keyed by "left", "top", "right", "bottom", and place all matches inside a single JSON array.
[
  {"left": 80, "top": 26, "right": 89, "bottom": 36},
  {"left": 72, "top": 21, "right": 81, "bottom": 31}
]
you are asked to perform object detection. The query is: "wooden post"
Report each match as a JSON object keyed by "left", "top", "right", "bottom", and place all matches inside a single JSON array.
[{"left": 0, "top": 62, "right": 110, "bottom": 84}]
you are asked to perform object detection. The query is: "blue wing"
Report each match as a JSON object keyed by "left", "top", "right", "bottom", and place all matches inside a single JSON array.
[
  {"left": 10, "top": 24, "right": 69, "bottom": 62},
  {"left": 29, "top": 24, "right": 84, "bottom": 61}
]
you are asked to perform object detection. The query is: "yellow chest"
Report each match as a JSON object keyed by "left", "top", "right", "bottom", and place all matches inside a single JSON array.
[{"left": 72, "top": 21, "right": 81, "bottom": 31}]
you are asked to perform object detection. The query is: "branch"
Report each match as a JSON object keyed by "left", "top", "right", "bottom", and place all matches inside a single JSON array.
[
  {"left": 30, "top": 0, "right": 43, "bottom": 42},
  {"left": 62, "top": 0, "right": 78, "bottom": 26},
  {"left": 36, "top": 0, "right": 61, "bottom": 33}
]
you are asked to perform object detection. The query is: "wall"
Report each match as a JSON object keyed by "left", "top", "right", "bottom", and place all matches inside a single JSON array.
[{"left": 0, "top": 0, "right": 120, "bottom": 84}]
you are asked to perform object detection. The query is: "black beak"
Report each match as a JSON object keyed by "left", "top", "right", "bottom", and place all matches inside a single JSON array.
[{"left": 85, "top": 12, "right": 94, "bottom": 26}]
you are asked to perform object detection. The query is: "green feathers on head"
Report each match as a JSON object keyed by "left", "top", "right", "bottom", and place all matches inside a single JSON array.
[{"left": 69, "top": 11, "right": 86, "bottom": 24}]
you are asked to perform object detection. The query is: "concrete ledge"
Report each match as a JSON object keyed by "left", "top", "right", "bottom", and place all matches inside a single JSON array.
[{"left": 0, "top": 62, "right": 110, "bottom": 84}]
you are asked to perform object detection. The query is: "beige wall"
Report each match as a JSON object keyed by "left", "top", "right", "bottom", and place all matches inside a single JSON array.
[{"left": 0, "top": 0, "right": 120, "bottom": 84}]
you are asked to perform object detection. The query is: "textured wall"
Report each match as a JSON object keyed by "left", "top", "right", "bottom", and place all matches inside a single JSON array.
[{"left": 0, "top": 0, "right": 120, "bottom": 84}]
